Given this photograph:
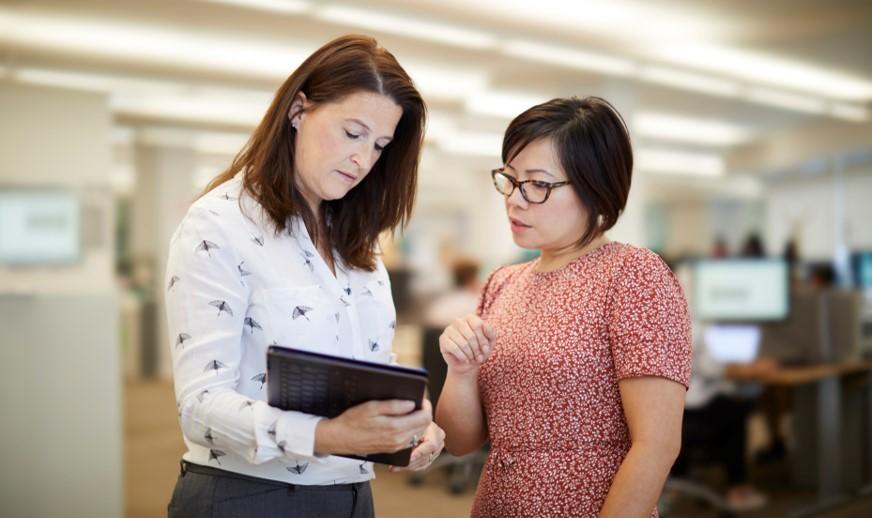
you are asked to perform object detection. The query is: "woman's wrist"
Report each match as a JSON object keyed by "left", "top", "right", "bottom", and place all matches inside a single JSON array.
[
  {"left": 446, "top": 368, "right": 479, "bottom": 385},
  {"left": 314, "top": 418, "right": 341, "bottom": 456}
]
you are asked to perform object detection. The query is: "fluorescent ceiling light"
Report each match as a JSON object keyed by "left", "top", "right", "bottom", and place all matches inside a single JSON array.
[
  {"left": 638, "top": 65, "right": 740, "bottom": 98},
  {"left": 14, "top": 67, "right": 171, "bottom": 94},
  {"left": 112, "top": 90, "right": 269, "bottom": 127},
  {"left": 438, "top": 131, "right": 503, "bottom": 157},
  {"left": 0, "top": 10, "right": 308, "bottom": 80},
  {"left": 316, "top": 5, "right": 497, "bottom": 50},
  {"left": 653, "top": 45, "right": 872, "bottom": 101},
  {"left": 633, "top": 112, "right": 753, "bottom": 147},
  {"left": 203, "top": 0, "right": 310, "bottom": 14},
  {"left": 465, "top": 91, "right": 545, "bottom": 119},
  {"left": 403, "top": 62, "right": 487, "bottom": 102},
  {"left": 138, "top": 128, "right": 250, "bottom": 155},
  {"left": 14, "top": 67, "right": 272, "bottom": 127},
  {"left": 830, "top": 102, "right": 870, "bottom": 122},
  {"left": 433, "top": 0, "right": 728, "bottom": 42},
  {"left": 504, "top": 40, "right": 635, "bottom": 76},
  {"left": 636, "top": 147, "right": 725, "bottom": 177},
  {"left": 746, "top": 87, "right": 827, "bottom": 114}
]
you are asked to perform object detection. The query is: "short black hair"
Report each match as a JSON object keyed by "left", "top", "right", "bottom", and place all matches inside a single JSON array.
[{"left": 502, "top": 96, "right": 633, "bottom": 249}]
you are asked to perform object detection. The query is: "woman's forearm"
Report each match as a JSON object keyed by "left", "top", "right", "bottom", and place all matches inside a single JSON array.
[
  {"left": 599, "top": 441, "right": 678, "bottom": 517},
  {"left": 435, "top": 370, "right": 487, "bottom": 455}
]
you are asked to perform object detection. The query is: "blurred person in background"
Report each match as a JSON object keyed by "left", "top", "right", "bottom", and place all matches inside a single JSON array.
[
  {"left": 711, "top": 236, "right": 729, "bottom": 259},
  {"left": 739, "top": 232, "right": 791, "bottom": 466},
  {"left": 436, "top": 96, "right": 692, "bottom": 517},
  {"left": 671, "top": 326, "right": 775, "bottom": 511},
  {"left": 424, "top": 258, "right": 481, "bottom": 329},
  {"left": 164, "top": 34, "right": 443, "bottom": 518}
]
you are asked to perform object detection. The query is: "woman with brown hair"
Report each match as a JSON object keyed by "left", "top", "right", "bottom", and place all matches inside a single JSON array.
[
  {"left": 164, "top": 34, "right": 443, "bottom": 517},
  {"left": 436, "top": 97, "right": 692, "bottom": 517}
]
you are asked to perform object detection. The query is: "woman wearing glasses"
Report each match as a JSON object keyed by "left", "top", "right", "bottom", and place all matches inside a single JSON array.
[{"left": 435, "top": 97, "right": 691, "bottom": 517}]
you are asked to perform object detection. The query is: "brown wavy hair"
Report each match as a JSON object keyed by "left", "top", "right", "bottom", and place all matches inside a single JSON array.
[
  {"left": 204, "top": 34, "right": 425, "bottom": 271},
  {"left": 502, "top": 96, "right": 632, "bottom": 249}
]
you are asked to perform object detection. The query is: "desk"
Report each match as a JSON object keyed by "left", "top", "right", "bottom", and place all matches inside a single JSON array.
[{"left": 729, "top": 360, "right": 872, "bottom": 517}]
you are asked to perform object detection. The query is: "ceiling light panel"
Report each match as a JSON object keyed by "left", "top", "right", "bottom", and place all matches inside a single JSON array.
[
  {"left": 503, "top": 40, "right": 635, "bottom": 76},
  {"left": 465, "top": 91, "right": 547, "bottom": 119},
  {"left": 438, "top": 131, "right": 503, "bottom": 157},
  {"left": 0, "top": 10, "right": 308, "bottom": 80},
  {"left": 636, "top": 147, "right": 725, "bottom": 177},
  {"left": 746, "top": 87, "right": 827, "bottom": 114},
  {"left": 654, "top": 45, "right": 872, "bottom": 101},
  {"left": 633, "top": 112, "right": 753, "bottom": 147},
  {"left": 316, "top": 5, "right": 497, "bottom": 50},
  {"left": 637, "top": 65, "right": 740, "bottom": 98},
  {"left": 203, "top": 0, "right": 311, "bottom": 14}
]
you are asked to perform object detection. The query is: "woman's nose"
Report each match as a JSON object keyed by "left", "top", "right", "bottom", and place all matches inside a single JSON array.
[{"left": 505, "top": 186, "right": 527, "bottom": 208}]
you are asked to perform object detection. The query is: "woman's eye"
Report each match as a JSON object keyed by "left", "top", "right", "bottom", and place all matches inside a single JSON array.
[
  {"left": 344, "top": 130, "right": 360, "bottom": 139},
  {"left": 531, "top": 181, "right": 550, "bottom": 189},
  {"left": 374, "top": 144, "right": 385, "bottom": 152}
]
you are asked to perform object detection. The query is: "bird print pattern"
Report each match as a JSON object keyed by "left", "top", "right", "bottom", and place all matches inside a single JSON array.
[
  {"left": 287, "top": 461, "right": 308, "bottom": 475},
  {"left": 209, "top": 300, "right": 233, "bottom": 317},
  {"left": 195, "top": 240, "right": 219, "bottom": 256},
  {"left": 250, "top": 373, "right": 266, "bottom": 390},
  {"left": 165, "top": 175, "right": 397, "bottom": 486},
  {"left": 291, "top": 305, "right": 312, "bottom": 321},
  {"left": 243, "top": 317, "right": 263, "bottom": 334},
  {"left": 175, "top": 333, "right": 191, "bottom": 348}
]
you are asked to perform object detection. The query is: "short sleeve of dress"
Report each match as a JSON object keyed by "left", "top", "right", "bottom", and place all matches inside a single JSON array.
[
  {"left": 608, "top": 247, "right": 692, "bottom": 388},
  {"left": 476, "top": 266, "right": 508, "bottom": 318}
]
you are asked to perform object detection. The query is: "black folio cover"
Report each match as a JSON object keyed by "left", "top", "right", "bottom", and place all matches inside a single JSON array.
[{"left": 266, "top": 346, "right": 428, "bottom": 466}]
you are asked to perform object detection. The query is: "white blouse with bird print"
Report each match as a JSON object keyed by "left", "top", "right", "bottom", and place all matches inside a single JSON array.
[{"left": 165, "top": 174, "right": 397, "bottom": 485}]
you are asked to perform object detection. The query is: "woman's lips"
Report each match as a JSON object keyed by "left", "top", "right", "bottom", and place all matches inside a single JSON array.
[
  {"left": 336, "top": 170, "right": 357, "bottom": 183},
  {"left": 510, "top": 217, "right": 531, "bottom": 233}
]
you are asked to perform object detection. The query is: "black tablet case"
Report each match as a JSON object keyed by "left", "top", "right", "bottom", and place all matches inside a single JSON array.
[{"left": 266, "top": 346, "right": 428, "bottom": 466}]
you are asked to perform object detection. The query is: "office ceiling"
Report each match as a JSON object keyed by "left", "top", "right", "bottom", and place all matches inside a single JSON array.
[{"left": 1, "top": 0, "right": 870, "bottom": 188}]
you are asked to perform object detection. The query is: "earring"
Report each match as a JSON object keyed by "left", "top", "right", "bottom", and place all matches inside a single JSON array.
[{"left": 291, "top": 120, "right": 299, "bottom": 130}]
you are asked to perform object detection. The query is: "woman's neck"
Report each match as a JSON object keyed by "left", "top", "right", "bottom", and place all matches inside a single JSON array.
[{"left": 535, "top": 234, "right": 608, "bottom": 273}]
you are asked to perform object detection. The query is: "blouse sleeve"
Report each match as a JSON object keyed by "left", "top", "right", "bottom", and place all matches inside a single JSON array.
[
  {"left": 608, "top": 248, "right": 692, "bottom": 388},
  {"left": 165, "top": 206, "right": 323, "bottom": 464}
]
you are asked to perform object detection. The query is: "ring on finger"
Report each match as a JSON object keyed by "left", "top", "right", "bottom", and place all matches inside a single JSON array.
[{"left": 409, "top": 434, "right": 420, "bottom": 448}]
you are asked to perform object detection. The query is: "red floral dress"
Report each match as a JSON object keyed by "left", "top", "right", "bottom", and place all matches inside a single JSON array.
[{"left": 472, "top": 242, "right": 692, "bottom": 517}]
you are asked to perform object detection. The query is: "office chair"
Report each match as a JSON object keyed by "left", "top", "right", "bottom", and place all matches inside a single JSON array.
[
  {"left": 660, "top": 405, "right": 742, "bottom": 518},
  {"left": 407, "top": 326, "right": 488, "bottom": 494}
]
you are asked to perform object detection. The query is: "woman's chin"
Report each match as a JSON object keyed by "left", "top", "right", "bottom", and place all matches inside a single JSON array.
[{"left": 511, "top": 234, "right": 538, "bottom": 249}]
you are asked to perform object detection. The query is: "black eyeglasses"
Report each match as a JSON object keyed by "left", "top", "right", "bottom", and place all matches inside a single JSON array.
[{"left": 491, "top": 168, "right": 569, "bottom": 204}]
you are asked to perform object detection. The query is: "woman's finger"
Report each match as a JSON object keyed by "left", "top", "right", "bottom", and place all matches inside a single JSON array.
[{"left": 446, "top": 326, "right": 476, "bottom": 362}]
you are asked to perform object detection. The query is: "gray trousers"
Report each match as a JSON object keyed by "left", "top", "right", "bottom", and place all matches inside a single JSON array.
[{"left": 168, "top": 461, "right": 375, "bottom": 518}]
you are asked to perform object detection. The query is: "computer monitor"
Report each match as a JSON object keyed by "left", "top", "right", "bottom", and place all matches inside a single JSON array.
[
  {"left": 693, "top": 259, "right": 789, "bottom": 322},
  {"left": 852, "top": 251, "right": 872, "bottom": 289},
  {"left": 704, "top": 324, "right": 761, "bottom": 363},
  {"left": 0, "top": 189, "right": 80, "bottom": 265}
]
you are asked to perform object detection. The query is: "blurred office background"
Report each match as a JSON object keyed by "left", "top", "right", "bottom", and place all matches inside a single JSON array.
[{"left": 1, "top": 0, "right": 871, "bottom": 516}]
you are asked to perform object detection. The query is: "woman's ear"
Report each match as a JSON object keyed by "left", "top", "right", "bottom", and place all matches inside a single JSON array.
[{"left": 288, "top": 91, "right": 309, "bottom": 128}]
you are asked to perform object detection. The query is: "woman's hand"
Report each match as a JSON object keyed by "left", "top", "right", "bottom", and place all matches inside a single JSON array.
[
  {"left": 439, "top": 314, "right": 496, "bottom": 377},
  {"left": 314, "top": 399, "right": 431, "bottom": 456},
  {"left": 389, "top": 400, "right": 446, "bottom": 472}
]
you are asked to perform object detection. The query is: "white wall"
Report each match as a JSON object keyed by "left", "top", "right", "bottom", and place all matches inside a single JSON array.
[
  {"left": 0, "top": 82, "right": 115, "bottom": 293},
  {"left": 0, "top": 82, "right": 122, "bottom": 517},
  {"left": 765, "top": 168, "right": 872, "bottom": 260}
]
